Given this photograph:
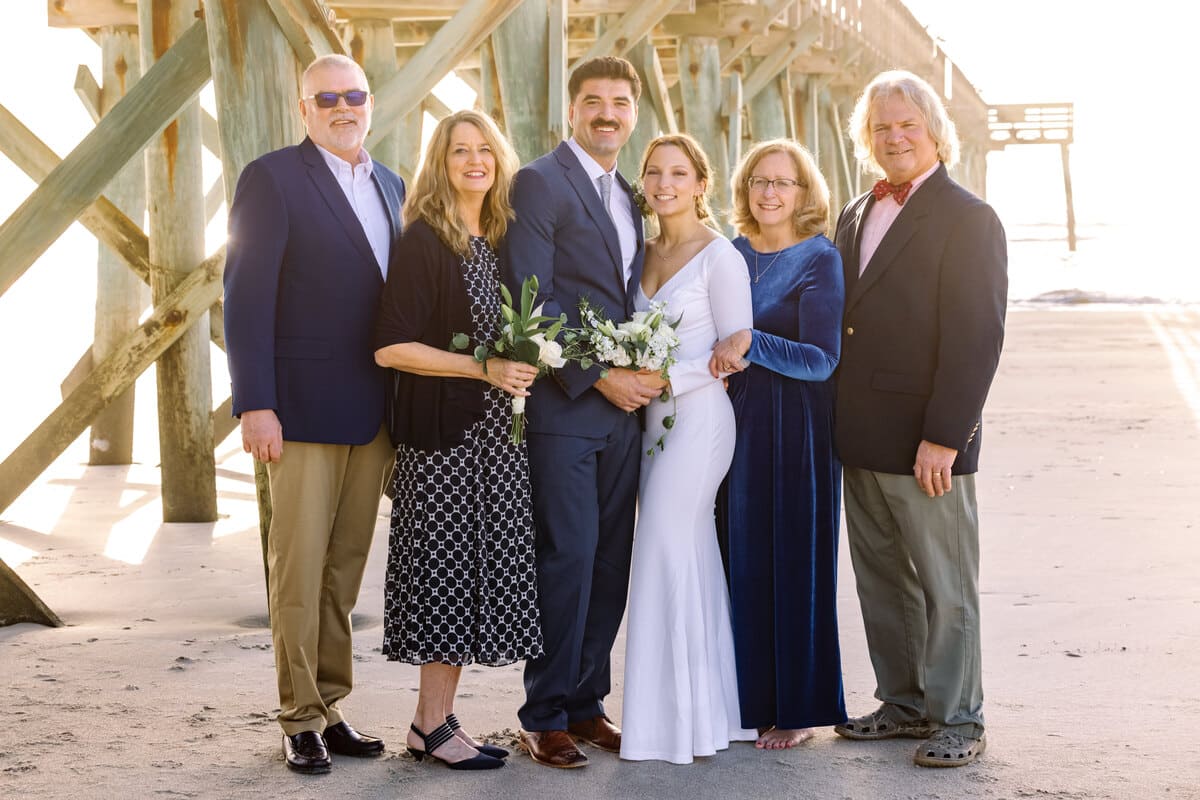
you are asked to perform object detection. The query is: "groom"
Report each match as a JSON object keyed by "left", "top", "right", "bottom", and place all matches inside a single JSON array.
[{"left": 503, "top": 56, "right": 658, "bottom": 769}]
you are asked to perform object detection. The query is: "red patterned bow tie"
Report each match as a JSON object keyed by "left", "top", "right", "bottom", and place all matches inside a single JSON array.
[{"left": 872, "top": 179, "right": 913, "bottom": 205}]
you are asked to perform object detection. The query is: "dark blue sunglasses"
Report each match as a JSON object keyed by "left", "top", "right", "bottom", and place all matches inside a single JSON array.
[{"left": 303, "top": 90, "right": 369, "bottom": 108}]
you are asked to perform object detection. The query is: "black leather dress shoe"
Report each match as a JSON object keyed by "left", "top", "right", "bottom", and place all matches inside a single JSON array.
[
  {"left": 283, "top": 731, "right": 332, "bottom": 774},
  {"left": 324, "top": 721, "right": 385, "bottom": 757}
]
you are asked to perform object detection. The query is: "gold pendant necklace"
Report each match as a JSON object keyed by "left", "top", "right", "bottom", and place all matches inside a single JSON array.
[
  {"left": 654, "top": 229, "right": 708, "bottom": 264},
  {"left": 753, "top": 248, "right": 784, "bottom": 284}
]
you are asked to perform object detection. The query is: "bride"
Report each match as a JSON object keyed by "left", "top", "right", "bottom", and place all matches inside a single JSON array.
[{"left": 619, "top": 134, "right": 756, "bottom": 763}]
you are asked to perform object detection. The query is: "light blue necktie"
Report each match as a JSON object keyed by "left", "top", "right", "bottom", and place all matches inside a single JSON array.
[{"left": 597, "top": 173, "right": 615, "bottom": 224}]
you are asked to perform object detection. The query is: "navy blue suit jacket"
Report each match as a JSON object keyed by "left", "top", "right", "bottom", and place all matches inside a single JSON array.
[
  {"left": 502, "top": 141, "right": 644, "bottom": 437},
  {"left": 833, "top": 162, "right": 1007, "bottom": 475},
  {"left": 223, "top": 137, "right": 405, "bottom": 445}
]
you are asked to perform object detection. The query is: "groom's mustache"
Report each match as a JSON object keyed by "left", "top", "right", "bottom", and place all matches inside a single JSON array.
[{"left": 591, "top": 118, "right": 621, "bottom": 130}]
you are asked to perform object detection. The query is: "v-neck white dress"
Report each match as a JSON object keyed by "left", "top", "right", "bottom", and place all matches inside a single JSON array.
[{"left": 619, "top": 237, "right": 757, "bottom": 763}]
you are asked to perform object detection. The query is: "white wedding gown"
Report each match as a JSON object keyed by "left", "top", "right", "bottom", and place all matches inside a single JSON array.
[{"left": 620, "top": 237, "right": 757, "bottom": 764}]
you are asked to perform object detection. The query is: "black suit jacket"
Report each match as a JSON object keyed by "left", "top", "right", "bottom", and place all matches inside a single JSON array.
[{"left": 832, "top": 163, "right": 1007, "bottom": 475}]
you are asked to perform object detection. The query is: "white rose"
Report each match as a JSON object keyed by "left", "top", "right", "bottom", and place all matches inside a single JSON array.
[
  {"left": 528, "top": 333, "right": 567, "bottom": 368},
  {"left": 605, "top": 347, "right": 631, "bottom": 367}
]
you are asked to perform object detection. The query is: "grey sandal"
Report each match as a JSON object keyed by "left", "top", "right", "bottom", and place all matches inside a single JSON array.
[
  {"left": 914, "top": 730, "right": 987, "bottom": 767},
  {"left": 834, "top": 706, "right": 933, "bottom": 740}
]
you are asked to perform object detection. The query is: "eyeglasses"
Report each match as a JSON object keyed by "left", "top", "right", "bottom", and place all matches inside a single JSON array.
[
  {"left": 747, "top": 177, "right": 803, "bottom": 193},
  {"left": 302, "top": 90, "right": 369, "bottom": 108}
]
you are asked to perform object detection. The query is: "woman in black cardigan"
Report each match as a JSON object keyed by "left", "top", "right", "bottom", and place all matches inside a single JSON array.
[{"left": 374, "top": 110, "right": 541, "bottom": 771}]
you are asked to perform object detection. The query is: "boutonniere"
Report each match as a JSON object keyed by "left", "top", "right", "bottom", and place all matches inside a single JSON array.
[{"left": 630, "top": 181, "right": 653, "bottom": 219}]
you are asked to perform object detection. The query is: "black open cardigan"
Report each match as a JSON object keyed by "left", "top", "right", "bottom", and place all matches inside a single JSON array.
[{"left": 374, "top": 217, "right": 488, "bottom": 452}]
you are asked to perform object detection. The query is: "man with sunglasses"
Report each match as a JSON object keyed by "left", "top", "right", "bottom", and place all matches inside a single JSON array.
[{"left": 223, "top": 54, "right": 405, "bottom": 775}]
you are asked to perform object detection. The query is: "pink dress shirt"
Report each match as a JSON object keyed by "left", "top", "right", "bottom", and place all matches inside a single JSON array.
[{"left": 857, "top": 161, "right": 941, "bottom": 277}]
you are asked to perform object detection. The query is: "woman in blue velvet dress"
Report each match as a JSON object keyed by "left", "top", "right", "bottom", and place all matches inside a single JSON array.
[{"left": 710, "top": 139, "right": 847, "bottom": 750}]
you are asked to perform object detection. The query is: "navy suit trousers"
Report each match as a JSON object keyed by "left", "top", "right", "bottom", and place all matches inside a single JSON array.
[{"left": 518, "top": 415, "right": 641, "bottom": 731}]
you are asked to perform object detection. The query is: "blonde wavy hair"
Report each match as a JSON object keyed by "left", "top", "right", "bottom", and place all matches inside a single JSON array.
[
  {"left": 403, "top": 110, "right": 518, "bottom": 257},
  {"left": 639, "top": 133, "right": 717, "bottom": 226},
  {"left": 730, "top": 139, "right": 830, "bottom": 240},
  {"left": 847, "top": 70, "right": 960, "bottom": 178}
]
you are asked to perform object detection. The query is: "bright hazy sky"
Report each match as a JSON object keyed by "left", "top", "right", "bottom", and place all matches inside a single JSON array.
[{"left": 904, "top": 0, "right": 1186, "bottom": 227}]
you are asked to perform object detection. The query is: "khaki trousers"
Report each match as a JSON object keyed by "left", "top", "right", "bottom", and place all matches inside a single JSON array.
[
  {"left": 265, "top": 426, "right": 394, "bottom": 736},
  {"left": 842, "top": 467, "right": 984, "bottom": 737}
]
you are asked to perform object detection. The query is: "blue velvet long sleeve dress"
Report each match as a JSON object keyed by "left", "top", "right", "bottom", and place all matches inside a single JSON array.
[{"left": 717, "top": 233, "right": 848, "bottom": 730}]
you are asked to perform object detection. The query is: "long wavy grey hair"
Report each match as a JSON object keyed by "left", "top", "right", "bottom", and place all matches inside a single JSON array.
[{"left": 847, "top": 70, "right": 960, "bottom": 177}]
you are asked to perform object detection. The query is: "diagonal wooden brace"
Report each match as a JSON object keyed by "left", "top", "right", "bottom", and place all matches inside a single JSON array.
[
  {"left": 367, "top": 0, "right": 526, "bottom": 147},
  {"left": 0, "top": 247, "right": 226, "bottom": 516},
  {"left": 0, "top": 557, "right": 64, "bottom": 628},
  {"left": 0, "top": 19, "right": 210, "bottom": 300}
]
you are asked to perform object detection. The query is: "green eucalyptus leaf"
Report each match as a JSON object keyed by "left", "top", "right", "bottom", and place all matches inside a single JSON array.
[
  {"left": 474, "top": 345, "right": 490, "bottom": 365},
  {"left": 450, "top": 332, "right": 469, "bottom": 351}
]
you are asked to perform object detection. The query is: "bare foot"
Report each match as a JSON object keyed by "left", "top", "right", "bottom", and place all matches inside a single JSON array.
[{"left": 755, "top": 727, "right": 815, "bottom": 750}]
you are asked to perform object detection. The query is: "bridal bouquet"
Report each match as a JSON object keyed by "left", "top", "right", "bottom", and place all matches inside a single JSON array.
[
  {"left": 563, "top": 298, "right": 682, "bottom": 454},
  {"left": 451, "top": 275, "right": 566, "bottom": 445}
]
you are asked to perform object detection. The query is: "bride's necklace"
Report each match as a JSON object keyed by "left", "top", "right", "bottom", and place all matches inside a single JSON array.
[{"left": 654, "top": 230, "right": 708, "bottom": 264}]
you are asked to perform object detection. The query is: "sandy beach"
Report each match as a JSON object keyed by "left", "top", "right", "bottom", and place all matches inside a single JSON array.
[{"left": 2, "top": 306, "right": 1199, "bottom": 800}]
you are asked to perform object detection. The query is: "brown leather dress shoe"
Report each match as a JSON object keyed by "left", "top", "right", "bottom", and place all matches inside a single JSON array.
[
  {"left": 567, "top": 715, "right": 621, "bottom": 753},
  {"left": 518, "top": 729, "right": 589, "bottom": 768}
]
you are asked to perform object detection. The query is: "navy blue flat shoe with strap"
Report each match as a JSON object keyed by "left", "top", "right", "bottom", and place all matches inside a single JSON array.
[
  {"left": 407, "top": 722, "right": 504, "bottom": 770},
  {"left": 446, "top": 713, "right": 510, "bottom": 759}
]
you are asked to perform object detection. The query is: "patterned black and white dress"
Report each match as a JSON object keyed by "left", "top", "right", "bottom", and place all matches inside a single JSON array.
[{"left": 382, "top": 237, "right": 543, "bottom": 666}]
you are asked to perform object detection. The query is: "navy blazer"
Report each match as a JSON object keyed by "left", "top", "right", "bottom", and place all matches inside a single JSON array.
[
  {"left": 502, "top": 141, "right": 645, "bottom": 438},
  {"left": 223, "top": 137, "right": 405, "bottom": 445},
  {"left": 832, "top": 163, "right": 1007, "bottom": 475}
]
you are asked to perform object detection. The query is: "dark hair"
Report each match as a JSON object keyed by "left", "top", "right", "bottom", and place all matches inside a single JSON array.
[{"left": 568, "top": 56, "right": 641, "bottom": 104}]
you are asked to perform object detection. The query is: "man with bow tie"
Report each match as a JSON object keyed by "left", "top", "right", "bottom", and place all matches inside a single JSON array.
[{"left": 830, "top": 70, "right": 1007, "bottom": 768}]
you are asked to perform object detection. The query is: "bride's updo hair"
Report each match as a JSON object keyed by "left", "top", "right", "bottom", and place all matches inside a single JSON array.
[{"left": 639, "top": 133, "right": 717, "bottom": 225}]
